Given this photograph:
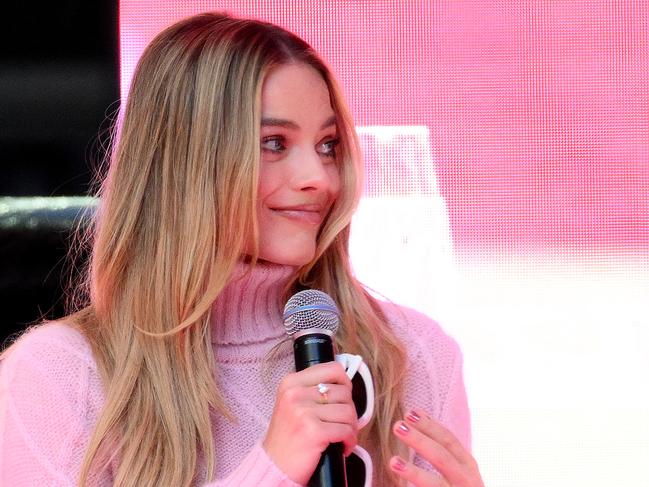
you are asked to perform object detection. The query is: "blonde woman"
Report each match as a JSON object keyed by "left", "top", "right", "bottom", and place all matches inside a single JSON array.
[{"left": 0, "top": 12, "right": 484, "bottom": 487}]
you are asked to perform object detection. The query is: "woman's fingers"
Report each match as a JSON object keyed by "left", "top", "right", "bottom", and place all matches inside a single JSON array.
[
  {"left": 316, "top": 401, "right": 358, "bottom": 426},
  {"left": 262, "top": 362, "right": 358, "bottom": 484},
  {"left": 405, "top": 409, "right": 477, "bottom": 468},
  {"left": 389, "top": 456, "right": 449, "bottom": 487},
  {"left": 316, "top": 418, "right": 358, "bottom": 456},
  {"left": 311, "top": 383, "right": 353, "bottom": 405},
  {"left": 279, "top": 361, "right": 352, "bottom": 392},
  {"left": 391, "top": 409, "right": 483, "bottom": 487},
  {"left": 393, "top": 420, "right": 461, "bottom": 483},
  {"left": 310, "top": 389, "right": 359, "bottom": 456}
]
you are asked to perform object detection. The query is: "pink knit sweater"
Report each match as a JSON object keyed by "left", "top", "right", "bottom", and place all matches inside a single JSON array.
[{"left": 0, "top": 263, "right": 470, "bottom": 486}]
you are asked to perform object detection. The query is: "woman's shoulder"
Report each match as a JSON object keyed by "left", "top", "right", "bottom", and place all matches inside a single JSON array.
[
  {"left": 1, "top": 321, "right": 100, "bottom": 393},
  {"left": 0, "top": 323, "right": 107, "bottom": 484},
  {"left": 3, "top": 321, "right": 95, "bottom": 366},
  {"left": 376, "top": 299, "right": 462, "bottom": 360}
]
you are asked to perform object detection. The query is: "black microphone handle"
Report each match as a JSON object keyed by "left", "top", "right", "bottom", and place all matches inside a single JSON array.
[
  {"left": 294, "top": 332, "right": 348, "bottom": 487},
  {"left": 308, "top": 443, "right": 346, "bottom": 487}
]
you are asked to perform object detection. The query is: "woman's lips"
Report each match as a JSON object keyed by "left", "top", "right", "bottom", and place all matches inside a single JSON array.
[{"left": 270, "top": 205, "right": 326, "bottom": 225}]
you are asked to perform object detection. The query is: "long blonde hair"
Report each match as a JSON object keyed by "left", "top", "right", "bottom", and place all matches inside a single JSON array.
[{"left": 66, "top": 12, "right": 407, "bottom": 486}]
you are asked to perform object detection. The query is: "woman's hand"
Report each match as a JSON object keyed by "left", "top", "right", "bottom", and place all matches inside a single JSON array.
[
  {"left": 389, "top": 408, "right": 484, "bottom": 487},
  {"left": 262, "top": 361, "right": 358, "bottom": 485}
]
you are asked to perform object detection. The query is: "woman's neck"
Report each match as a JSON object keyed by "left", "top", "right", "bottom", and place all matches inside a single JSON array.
[{"left": 210, "top": 260, "right": 298, "bottom": 347}]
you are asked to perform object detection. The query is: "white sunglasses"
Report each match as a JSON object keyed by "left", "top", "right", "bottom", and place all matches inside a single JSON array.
[{"left": 335, "top": 353, "right": 374, "bottom": 487}]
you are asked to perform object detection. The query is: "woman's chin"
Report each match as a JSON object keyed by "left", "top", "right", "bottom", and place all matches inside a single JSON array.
[{"left": 257, "top": 248, "right": 315, "bottom": 267}]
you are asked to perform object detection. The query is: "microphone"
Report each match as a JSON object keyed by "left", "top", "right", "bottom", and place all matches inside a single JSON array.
[{"left": 283, "top": 289, "right": 347, "bottom": 487}]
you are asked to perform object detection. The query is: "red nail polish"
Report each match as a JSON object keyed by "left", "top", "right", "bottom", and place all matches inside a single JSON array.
[
  {"left": 397, "top": 421, "right": 410, "bottom": 434},
  {"left": 407, "top": 411, "right": 421, "bottom": 423},
  {"left": 392, "top": 457, "right": 407, "bottom": 472}
]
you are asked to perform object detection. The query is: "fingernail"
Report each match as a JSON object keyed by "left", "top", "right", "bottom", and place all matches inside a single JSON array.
[
  {"left": 397, "top": 421, "right": 410, "bottom": 435},
  {"left": 392, "top": 456, "right": 407, "bottom": 472},
  {"left": 406, "top": 410, "right": 421, "bottom": 423}
]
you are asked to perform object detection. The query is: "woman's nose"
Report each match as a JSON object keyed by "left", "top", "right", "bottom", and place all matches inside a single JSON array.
[{"left": 292, "top": 148, "right": 335, "bottom": 192}]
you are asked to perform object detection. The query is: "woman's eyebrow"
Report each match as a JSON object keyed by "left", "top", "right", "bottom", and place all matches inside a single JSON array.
[
  {"left": 260, "top": 115, "right": 337, "bottom": 131},
  {"left": 261, "top": 117, "right": 299, "bottom": 129},
  {"left": 319, "top": 115, "right": 337, "bottom": 130}
]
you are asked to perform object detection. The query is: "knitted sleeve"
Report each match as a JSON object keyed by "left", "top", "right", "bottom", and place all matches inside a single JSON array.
[{"left": 202, "top": 442, "right": 303, "bottom": 487}]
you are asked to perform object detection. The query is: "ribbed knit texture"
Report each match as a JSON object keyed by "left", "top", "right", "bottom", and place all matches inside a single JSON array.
[{"left": 0, "top": 261, "right": 470, "bottom": 486}]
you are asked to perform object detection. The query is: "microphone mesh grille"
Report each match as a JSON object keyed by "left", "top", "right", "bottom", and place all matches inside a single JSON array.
[{"left": 283, "top": 289, "right": 340, "bottom": 336}]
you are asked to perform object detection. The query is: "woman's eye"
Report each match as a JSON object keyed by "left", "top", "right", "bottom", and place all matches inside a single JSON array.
[
  {"left": 318, "top": 137, "right": 340, "bottom": 158},
  {"left": 261, "top": 136, "right": 286, "bottom": 153}
]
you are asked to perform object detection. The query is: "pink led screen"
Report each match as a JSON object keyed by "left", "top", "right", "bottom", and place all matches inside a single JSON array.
[
  {"left": 120, "top": 0, "right": 648, "bottom": 262},
  {"left": 119, "top": 2, "right": 649, "bottom": 485}
]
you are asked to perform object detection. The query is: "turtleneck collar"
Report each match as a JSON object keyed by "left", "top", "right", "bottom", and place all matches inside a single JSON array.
[{"left": 210, "top": 260, "right": 298, "bottom": 348}]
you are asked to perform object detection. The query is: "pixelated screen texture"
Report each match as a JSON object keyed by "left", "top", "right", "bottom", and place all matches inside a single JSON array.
[{"left": 119, "top": 2, "right": 649, "bottom": 486}]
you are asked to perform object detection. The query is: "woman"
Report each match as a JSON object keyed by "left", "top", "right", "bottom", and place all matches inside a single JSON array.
[{"left": 0, "top": 12, "right": 484, "bottom": 487}]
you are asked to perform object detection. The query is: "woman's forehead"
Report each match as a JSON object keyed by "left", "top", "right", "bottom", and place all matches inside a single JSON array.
[{"left": 261, "top": 63, "right": 335, "bottom": 129}]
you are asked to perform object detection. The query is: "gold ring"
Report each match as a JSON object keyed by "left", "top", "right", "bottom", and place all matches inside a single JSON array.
[{"left": 317, "top": 383, "right": 330, "bottom": 403}]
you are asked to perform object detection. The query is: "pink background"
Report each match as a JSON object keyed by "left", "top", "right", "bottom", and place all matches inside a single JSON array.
[
  {"left": 120, "top": 1, "right": 648, "bottom": 259},
  {"left": 119, "top": 2, "right": 649, "bottom": 485}
]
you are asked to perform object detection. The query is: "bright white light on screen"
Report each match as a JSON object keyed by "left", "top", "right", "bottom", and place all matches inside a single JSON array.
[{"left": 349, "top": 126, "right": 456, "bottom": 320}]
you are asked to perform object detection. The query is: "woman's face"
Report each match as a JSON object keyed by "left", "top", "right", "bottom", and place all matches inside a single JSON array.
[{"left": 255, "top": 63, "right": 341, "bottom": 266}]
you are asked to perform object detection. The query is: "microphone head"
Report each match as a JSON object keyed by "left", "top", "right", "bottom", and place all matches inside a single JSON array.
[{"left": 283, "top": 289, "right": 340, "bottom": 337}]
